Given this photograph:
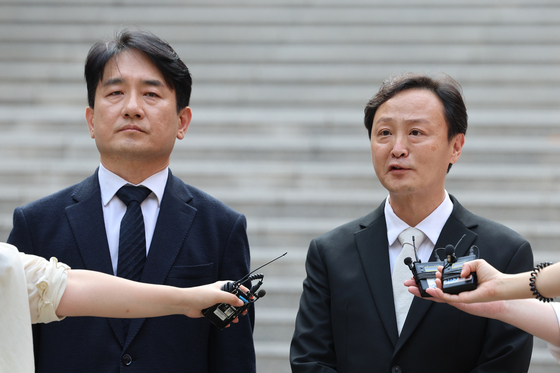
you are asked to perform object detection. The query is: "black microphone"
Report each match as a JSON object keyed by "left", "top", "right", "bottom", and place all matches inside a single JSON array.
[
  {"left": 404, "top": 257, "right": 414, "bottom": 270},
  {"left": 445, "top": 244, "right": 457, "bottom": 264},
  {"left": 256, "top": 289, "right": 266, "bottom": 298}
]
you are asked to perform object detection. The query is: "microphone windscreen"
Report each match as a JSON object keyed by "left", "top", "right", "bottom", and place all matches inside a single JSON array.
[
  {"left": 404, "top": 257, "right": 412, "bottom": 266},
  {"left": 445, "top": 244, "right": 455, "bottom": 256},
  {"left": 256, "top": 289, "right": 266, "bottom": 298}
]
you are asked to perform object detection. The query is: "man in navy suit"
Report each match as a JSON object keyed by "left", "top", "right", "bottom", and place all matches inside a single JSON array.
[
  {"left": 290, "top": 73, "right": 534, "bottom": 372},
  {"left": 8, "top": 29, "right": 255, "bottom": 373}
]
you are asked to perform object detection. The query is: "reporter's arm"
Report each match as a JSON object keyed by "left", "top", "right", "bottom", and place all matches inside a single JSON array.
[
  {"left": 57, "top": 269, "right": 243, "bottom": 319},
  {"left": 432, "top": 298, "right": 560, "bottom": 348},
  {"left": 536, "top": 262, "right": 560, "bottom": 299},
  {"left": 489, "top": 299, "right": 560, "bottom": 347},
  {"left": 20, "top": 250, "right": 243, "bottom": 322},
  {"left": 455, "top": 259, "right": 560, "bottom": 301}
]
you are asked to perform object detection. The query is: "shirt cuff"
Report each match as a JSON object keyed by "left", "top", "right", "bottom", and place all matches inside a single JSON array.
[{"left": 20, "top": 253, "right": 70, "bottom": 324}]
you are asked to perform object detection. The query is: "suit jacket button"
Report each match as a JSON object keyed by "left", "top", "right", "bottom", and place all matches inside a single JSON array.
[
  {"left": 391, "top": 366, "right": 402, "bottom": 373},
  {"left": 122, "top": 354, "right": 132, "bottom": 366}
]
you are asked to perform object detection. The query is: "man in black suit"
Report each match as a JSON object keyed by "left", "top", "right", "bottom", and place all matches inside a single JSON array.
[
  {"left": 8, "top": 29, "right": 255, "bottom": 373},
  {"left": 290, "top": 73, "right": 534, "bottom": 372}
]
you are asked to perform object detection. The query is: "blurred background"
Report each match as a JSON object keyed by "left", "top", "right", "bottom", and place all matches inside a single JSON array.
[{"left": 1, "top": 0, "right": 559, "bottom": 371}]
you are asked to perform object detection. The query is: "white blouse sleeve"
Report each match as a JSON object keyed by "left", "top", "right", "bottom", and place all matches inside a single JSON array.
[
  {"left": 548, "top": 302, "right": 560, "bottom": 364},
  {"left": 19, "top": 252, "right": 70, "bottom": 324}
]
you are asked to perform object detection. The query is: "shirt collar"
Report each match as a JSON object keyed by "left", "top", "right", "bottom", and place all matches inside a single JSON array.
[
  {"left": 98, "top": 163, "right": 168, "bottom": 207},
  {"left": 385, "top": 191, "right": 453, "bottom": 247}
]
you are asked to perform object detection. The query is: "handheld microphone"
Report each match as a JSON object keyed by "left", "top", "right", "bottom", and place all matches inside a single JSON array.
[
  {"left": 440, "top": 236, "right": 478, "bottom": 295},
  {"left": 407, "top": 234, "right": 480, "bottom": 297},
  {"left": 404, "top": 235, "right": 442, "bottom": 297},
  {"left": 202, "top": 252, "right": 286, "bottom": 329}
]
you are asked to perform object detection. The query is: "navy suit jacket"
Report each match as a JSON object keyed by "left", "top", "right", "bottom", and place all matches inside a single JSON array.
[
  {"left": 291, "top": 195, "right": 534, "bottom": 373},
  {"left": 8, "top": 169, "right": 256, "bottom": 373}
]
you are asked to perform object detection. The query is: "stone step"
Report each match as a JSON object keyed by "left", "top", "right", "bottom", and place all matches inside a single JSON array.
[
  {"left": 2, "top": 24, "right": 560, "bottom": 44},
  {"left": 2, "top": 4, "right": 559, "bottom": 26},
  {"left": 8, "top": 0, "right": 559, "bottom": 6},
  {"left": 3, "top": 42, "right": 560, "bottom": 65},
  {"left": 4, "top": 63, "right": 560, "bottom": 93},
  {"left": 4, "top": 63, "right": 560, "bottom": 87}
]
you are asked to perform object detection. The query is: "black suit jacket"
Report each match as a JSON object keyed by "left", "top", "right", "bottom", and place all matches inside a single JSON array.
[
  {"left": 8, "top": 169, "right": 256, "bottom": 373},
  {"left": 291, "top": 195, "right": 534, "bottom": 373}
]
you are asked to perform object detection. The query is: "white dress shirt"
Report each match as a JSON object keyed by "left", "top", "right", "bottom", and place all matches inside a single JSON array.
[
  {"left": 548, "top": 303, "right": 560, "bottom": 363},
  {"left": 385, "top": 191, "right": 454, "bottom": 274},
  {"left": 98, "top": 164, "right": 168, "bottom": 275},
  {"left": 0, "top": 243, "right": 68, "bottom": 373}
]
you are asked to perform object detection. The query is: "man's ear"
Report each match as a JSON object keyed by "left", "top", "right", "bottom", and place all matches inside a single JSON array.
[
  {"left": 450, "top": 133, "right": 465, "bottom": 164},
  {"left": 85, "top": 106, "right": 95, "bottom": 139},
  {"left": 177, "top": 107, "right": 192, "bottom": 140}
]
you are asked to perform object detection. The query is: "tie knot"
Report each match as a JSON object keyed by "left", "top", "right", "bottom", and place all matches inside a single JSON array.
[
  {"left": 116, "top": 185, "right": 152, "bottom": 206},
  {"left": 398, "top": 227, "right": 426, "bottom": 249}
]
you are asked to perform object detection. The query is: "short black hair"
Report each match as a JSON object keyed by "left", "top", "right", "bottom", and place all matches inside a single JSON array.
[
  {"left": 364, "top": 72, "right": 467, "bottom": 141},
  {"left": 85, "top": 28, "right": 192, "bottom": 113}
]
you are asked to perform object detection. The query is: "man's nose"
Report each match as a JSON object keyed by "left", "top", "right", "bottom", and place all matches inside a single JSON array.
[
  {"left": 122, "top": 94, "right": 144, "bottom": 119},
  {"left": 391, "top": 135, "right": 409, "bottom": 158}
]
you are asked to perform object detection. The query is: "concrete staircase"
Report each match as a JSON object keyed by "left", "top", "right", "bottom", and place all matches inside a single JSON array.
[{"left": 1, "top": 1, "right": 560, "bottom": 372}]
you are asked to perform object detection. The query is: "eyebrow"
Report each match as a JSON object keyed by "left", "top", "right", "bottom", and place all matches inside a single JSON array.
[
  {"left": 102, "top": 78, "right": 165, "bottom": 87},
  {"left": 375, "top": 117, "right": 430, "bottom": 125}
]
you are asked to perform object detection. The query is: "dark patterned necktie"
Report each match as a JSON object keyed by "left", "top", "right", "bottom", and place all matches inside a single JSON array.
[{"left": 116, "top": 185, "right": 152, "bottom": 282}]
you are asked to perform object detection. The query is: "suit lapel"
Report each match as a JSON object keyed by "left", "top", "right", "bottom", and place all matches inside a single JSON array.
[
  {"left": 124, "top": 171, "right": 197, "bottom": 349},
  {"left": 142, "top": 171, "right": 196, "bottom": 285},
  {"left": 65, "top": 170, "right": 126, "bottom": 345},
  {"left": 433, "top": 195, "right": 479, "bottom": 260},
  {"left": 66, "top": 171, "right": 113, "bottom": 275},
  {"left": 394, "top": 195, "right": 479, "bottom": 352},
  {"left": 355, "top": 203, "right": 399, "bottom": 348}
]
